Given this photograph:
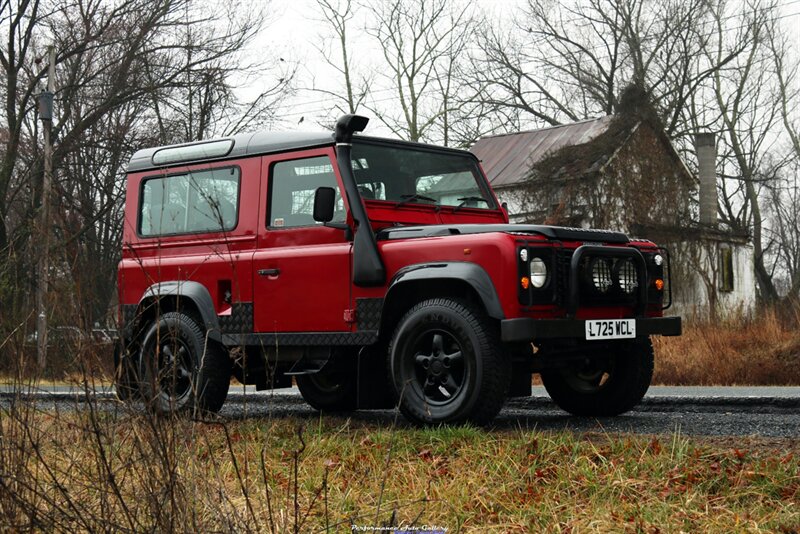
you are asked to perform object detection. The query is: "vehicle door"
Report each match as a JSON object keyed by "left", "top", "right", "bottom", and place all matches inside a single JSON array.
[{"left": 253, "top": 148, "right": 353, "bottom": 333}]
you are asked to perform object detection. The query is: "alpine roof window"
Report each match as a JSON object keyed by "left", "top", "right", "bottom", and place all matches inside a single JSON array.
[{"left": 139, "top": 167, "right": 240, "bottom": 236}]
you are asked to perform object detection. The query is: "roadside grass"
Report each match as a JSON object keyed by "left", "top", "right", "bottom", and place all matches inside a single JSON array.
[
  {"left": 654, "top": 306, "right": 800, "bottom": 385},
  {"left": 0, "top": 338, "right": 114, "bottom": 385},
  {"left": 2, "top": 307, "right": 800, "bottom": 531},
  {"left": 4, "top": 305, "right": 800, "bottom": 388},
  {"left": 1, "top": 398, "right": 798, "bottom": 533}
]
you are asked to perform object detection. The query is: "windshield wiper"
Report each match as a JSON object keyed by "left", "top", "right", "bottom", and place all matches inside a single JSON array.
[
  {"left": 452, "top": 196, "right": 487, "bottom": 213},
  {"left": 394, "top": 193, "right": 438, "bottom": 209}
]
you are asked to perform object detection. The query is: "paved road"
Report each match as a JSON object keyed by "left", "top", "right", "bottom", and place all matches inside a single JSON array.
[{"left": 2, "top": 384, "right": 799, "bottom": 438}]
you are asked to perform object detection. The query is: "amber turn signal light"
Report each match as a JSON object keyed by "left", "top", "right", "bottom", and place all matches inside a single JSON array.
[
  {"left": 654, "top": 278, "right": 665, "bottom": 291},
  {"left": 521, "top": 277, "right": 530, "bottom": 289}
]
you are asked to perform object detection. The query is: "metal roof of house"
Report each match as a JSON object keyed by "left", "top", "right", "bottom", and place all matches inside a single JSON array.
[{"left": 470, "top": 116, "right": 615, "bottom": 189}]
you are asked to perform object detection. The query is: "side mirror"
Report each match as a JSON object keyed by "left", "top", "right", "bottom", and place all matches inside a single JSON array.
[{"left": 313, "top": 187, "right": 336, "bottom": 223}]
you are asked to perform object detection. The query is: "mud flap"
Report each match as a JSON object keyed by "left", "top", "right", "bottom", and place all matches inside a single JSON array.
[{"left": 355, "top": 347, "right": 396, "bottom": 409}]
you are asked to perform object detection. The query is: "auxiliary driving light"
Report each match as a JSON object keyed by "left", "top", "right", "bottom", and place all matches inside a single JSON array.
[
  {"left": 520, "top": 249, "right": 528, "bottom": 262},
  {"left": 653, "top": 254, "right": 664, "bottom": 266},
  {"left": 590, "top": 258, "right": 613, "bottom": 293},
  {"left": 617, "top": 259, "right": 638, "bottom": 294},
  {"left": 530, "top": 257, "right": 548, "bottom": 288}
]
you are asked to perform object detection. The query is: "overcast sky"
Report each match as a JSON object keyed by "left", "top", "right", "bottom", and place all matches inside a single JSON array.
[
  {"left": 245, "top": 0, "right": 522, "bottom": 137},
  {"left": 244, "top": 0, "right": 800, "bottom": 139}
]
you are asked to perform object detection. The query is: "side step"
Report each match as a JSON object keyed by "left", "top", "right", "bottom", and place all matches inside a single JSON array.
[
  {"left": 284, "top": 348, "right": 332, "bottom": 376},
  {"left": 284, "top": 360, "right": 329, "bottom": 376}
]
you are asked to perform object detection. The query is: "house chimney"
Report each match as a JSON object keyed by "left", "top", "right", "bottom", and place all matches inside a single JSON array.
[{"left": 695, "top": 133, "right": 717, "bottom": 227}]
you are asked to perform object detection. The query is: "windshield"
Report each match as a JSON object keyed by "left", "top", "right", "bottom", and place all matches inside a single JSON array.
[{"left": 350, "top": 142, "right": 496, "bottom": 210}]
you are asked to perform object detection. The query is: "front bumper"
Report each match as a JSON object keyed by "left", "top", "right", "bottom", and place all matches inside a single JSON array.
[{"left": 501, "top": 316, "right": 682, "bottom": 343}]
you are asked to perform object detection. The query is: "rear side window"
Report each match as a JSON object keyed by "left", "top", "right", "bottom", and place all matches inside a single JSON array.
[
  {"left": 269, "top": 156, "right": 345, "bottom": 228},
  {"left": 139, "top": 167, "right": 240, "bottom": 237}
]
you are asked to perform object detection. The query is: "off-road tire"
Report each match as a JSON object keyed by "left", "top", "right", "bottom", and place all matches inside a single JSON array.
[
  {"left": 138, "top": 312, "right": 230, "bottom": 414},
  {"left": 388, "top": 298, "right": 510, "bottom": 426},
  {"left": 296, "top": 352, "right": 358, "bottom": 411},
  {"left": 540, "top": 337, "right": 654, "bottom": 416}
]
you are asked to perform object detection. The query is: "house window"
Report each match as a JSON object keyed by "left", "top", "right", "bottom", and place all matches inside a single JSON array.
[{"left": 719, "top": 245, "right": 734, "bottom": 292}]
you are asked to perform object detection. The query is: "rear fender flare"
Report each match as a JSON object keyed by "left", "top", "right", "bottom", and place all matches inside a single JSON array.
[{"left": 138, "top": 281, "right": 222, "bottom": 342}]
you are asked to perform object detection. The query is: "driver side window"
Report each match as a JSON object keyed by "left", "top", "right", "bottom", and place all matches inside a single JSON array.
[{"left": 268, "top": 156, "right": 345, "bottom": 228}]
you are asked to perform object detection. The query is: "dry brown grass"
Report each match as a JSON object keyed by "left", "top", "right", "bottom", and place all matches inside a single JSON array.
[
  {"left": 653, "top": 306, "right": 800, "bottom": 385},
  {"left": 0, "top": 398, "right": 798, "bottom": 533},
  {"left": 1, "top": 306, "right": 799, "bottom": 532}
]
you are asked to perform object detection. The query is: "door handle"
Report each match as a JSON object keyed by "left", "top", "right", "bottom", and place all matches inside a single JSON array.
[{"left": 258, "top": 268, "right": 280, "bottom": 277}]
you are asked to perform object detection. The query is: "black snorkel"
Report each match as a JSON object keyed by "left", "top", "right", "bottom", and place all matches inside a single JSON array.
[{"left": 334, "top": 114, "right": 386, "bottom": 286}]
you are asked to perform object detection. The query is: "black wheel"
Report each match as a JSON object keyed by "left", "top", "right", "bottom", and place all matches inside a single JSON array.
[
  {"left": 113, "top": 339, "right": 140, "bottom": 401},
  {"left": 296, "top": 351, "right": 358, "bottom": 411},
  {"left": 540, "top": 337, "right": 654, "bottom": 416},
  {"left": 388, "top": 298, "right": 510, "bottom": 425},
  {"left": 138, "top": 312, "right": 231, "bottom": 414}
]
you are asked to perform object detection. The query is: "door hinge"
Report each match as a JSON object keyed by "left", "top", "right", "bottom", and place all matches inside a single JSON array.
[{"left": 343, "top": 309, "right": 356, "bottom": 323}]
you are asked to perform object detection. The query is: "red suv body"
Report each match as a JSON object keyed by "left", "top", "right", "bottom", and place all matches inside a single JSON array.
[{"left": 116, "top": 115, "right": 680, "bottom": 424}]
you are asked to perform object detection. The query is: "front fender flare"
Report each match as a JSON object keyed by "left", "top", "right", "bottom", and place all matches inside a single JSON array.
[{"left": 387, "top": 262, "right": 505, "bottom": 320}]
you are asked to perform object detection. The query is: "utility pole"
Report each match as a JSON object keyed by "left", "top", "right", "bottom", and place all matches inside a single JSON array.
[{"left": 36, "top": 46, "right": 55, "bottom": 372}]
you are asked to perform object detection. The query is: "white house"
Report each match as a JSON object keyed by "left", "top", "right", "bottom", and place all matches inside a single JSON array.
[{"left": 471, "top": 114, "right": 756, "bottom": 318}]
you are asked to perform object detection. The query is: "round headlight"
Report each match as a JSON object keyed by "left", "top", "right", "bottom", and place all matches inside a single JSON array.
[
  {"left": 653, "top": 254, "right": 664, "bottom": 266},
  {"left": 590, "top": 258, "right": 613, "bottom": 293},
  {"left": 617, "top": 259, "right": 638, "bottom": 294},
  {"left": 530, "top": 257, "right": 548, "bottom": 288}
]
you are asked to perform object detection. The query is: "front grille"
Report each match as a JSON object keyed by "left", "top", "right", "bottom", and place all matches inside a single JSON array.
[
  {"left": 519, "top": 242, "right": 667, "bottom": 312},
  {"left": 550, "top": 247, "right": 644, "bottom": 308},
  {"left": 554, "top": 249, "right": 571, "bottom": 306}
]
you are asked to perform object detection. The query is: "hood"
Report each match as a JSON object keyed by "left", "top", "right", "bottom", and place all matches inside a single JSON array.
[{"left": 376, "top": 224, "right": 630, "bottom": 244}]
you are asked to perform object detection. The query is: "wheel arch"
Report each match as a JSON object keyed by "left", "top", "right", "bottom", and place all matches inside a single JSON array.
[
  {"left": 134, "top": 281, "right": 222, "bottom": 342},
  {"left": 380, "top": 262, "right": 504, "bottom": 339}
]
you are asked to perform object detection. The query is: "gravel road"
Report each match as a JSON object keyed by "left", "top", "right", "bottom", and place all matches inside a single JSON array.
[{"left": 3, "top": 385, "right": 799, "bottom": 438}]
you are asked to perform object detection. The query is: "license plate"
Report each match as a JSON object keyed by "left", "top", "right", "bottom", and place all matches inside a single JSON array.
[{"left": 585, "top": 319, "right": 636, "bottom": 340}]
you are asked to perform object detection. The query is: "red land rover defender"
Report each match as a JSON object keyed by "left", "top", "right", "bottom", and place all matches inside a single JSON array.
[{"left": 115, "top": 114, "right": 681, "bottom": 425}]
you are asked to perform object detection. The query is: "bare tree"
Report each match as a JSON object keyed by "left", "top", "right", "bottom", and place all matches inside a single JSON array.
[
  {"left": 468, "top": 0, "right": 799, "bottom": 305},
  {"left": 53, "top": 104, "right": 141, "bottom": 327},
  {"left": 472, "top": 0, "right": 749, "bottom": 139},
  {"left": 766, "top": 164, "right": 800, "bottom": 300},
  {"left": 312, "top": 0, "right": 369, "bottom": 119},
  {"left": 0, "top": 0, "right": 294, "bottom": 334},
  {"left": 365, "top": 0, "right": 473, "bottom": 143},
  {"left": 696, "top": 1, "right": 786, "bottom": 302},
  {"left": 145, "top": 2, "right": 294, "bottom": 143},
  {"left": 765, "top": 19, "right": 800, "bottom": 300}
]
